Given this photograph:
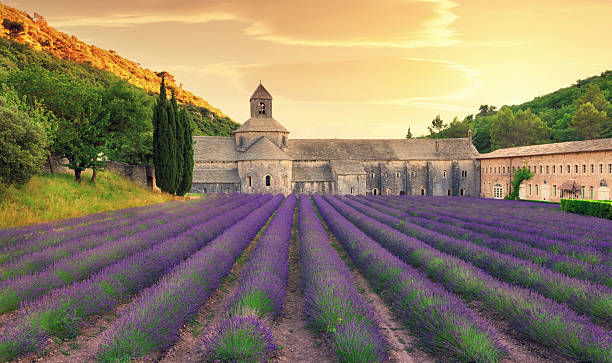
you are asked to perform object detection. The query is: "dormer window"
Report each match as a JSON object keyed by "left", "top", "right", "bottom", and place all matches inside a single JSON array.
[{"left": 258, "top": 102, "right": 266, "bottom": 115}]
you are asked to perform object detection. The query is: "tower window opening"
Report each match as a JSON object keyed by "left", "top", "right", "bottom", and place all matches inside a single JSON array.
[{"left": 258, "top": 102, "right": 266, "bottom": 115}]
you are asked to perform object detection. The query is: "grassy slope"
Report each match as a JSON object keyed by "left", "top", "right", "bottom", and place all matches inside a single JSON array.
[{"left": 0, "top": 170, "right": 173, "bottom": 228}]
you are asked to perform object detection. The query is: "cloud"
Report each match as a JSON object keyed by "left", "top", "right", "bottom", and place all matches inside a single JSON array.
[
  {"left": 236, "top": 57, "right": 480, "bottom": 106},
  {"left": 22, "top": 0, "right": 460, "bottom": 48}
]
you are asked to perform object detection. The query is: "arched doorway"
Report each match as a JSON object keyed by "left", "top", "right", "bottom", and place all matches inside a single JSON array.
[{"left": 372, "top": 188, "right": 379, "bottom": 195}]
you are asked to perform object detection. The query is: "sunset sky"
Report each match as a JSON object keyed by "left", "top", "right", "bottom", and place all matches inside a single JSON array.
[{"left": 8, "top": 0, "right": 612, "bottom": 138}]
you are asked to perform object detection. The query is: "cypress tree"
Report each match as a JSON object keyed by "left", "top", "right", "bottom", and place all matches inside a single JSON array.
[
  {"left": 153, "top": 74, "right": 167, "bottom": 191},
  {"left": 163, "top": 89, "right": 178, "bottom": 193},
  {"left": 178, "top": 108, "right": 193, "bottom": 195},
  {"left": 172, "top": 90, "right": 184, "bottom": 194}
]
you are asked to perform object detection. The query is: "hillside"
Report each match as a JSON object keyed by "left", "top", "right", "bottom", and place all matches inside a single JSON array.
[
  {"left": 0, "top": 170, "right": 175, "bottom": 228},
  {"left": 425, "top": 70, "right": 612, "bottom": 153},
  {"left": 0, "top": 2, "right": 236, "bottom": 125}
]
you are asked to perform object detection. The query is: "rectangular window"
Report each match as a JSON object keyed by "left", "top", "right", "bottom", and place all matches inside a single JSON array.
[
  {"left": 553, "top": 165, "right": 556, "bottom": 174},
  {"left": 600, "top": 164, "right": 604, "bottom": 173},
  {"left": 536, "top": 184, "right": 539, "bottom": 195},
  {"left": 609, "top": 164, "right": 612, "bottom": 173},
  {"left": 503, "top": 167, "right": 505, "bottom": 174},
  {"left": 529, "top": 184, "right": 532, "bottom": 195},
  {"left": 583, "top": 165, "right": 586, "bottom": 173},
  {"left": 575, "top": 165, "right": 578, "bottom": 174},
  {"left": 567, "top": 165, "right": 571, "bottom": 174},
  {"left": 554, "top": 185, "right": 557, "bottom": 197},
  {"left": 591, "top": 164, "right": 594, "bottom": 173},
  {"left": 560, "top": 165, "right": 563, "bottom": 174},
  {"left": 540, "top": 166, "right": 543, "bottom": 174},
  {"left": 590, "top": 186, "right": 594, "bottom": 200},
  {"left": 581, "top": 186, "right": 585, "bottom": 199},
  {"left": 546, "top": 165, "right": 549, "bottom": 174}
]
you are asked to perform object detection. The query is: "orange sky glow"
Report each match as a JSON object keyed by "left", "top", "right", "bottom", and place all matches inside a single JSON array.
[{"left": 9, "top": 0, "right": 612, "bottom": 138}]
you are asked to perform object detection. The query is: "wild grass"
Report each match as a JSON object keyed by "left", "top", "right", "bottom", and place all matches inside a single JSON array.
[{"left": 0, "top": 170, "right": 174, "bottom": 228}]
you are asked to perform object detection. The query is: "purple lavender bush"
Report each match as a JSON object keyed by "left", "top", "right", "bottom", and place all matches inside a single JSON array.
[
  {"left": 0, "top": 195, "right": 272, "bottom": 362},
  {"left": 299, "top": 195, "right": 388, "bottom": 363},
  {"left": 94, "top": 195, "right": 284, "bottom": 362},
  {"left": 322, "top": 195, "right": 611, "bottom": 362},
  {"left": 313, "top": 195, "right": 506, "bottom": 363}
]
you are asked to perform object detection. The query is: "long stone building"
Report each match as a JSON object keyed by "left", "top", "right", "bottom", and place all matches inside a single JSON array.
[
  {"left": 191, "top": 83, "right": 481, "bottom": 196},
  {"left": 478, "top": 139, "right": 612, "bottom": 202}
]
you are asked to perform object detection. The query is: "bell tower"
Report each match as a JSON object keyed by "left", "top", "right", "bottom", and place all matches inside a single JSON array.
[
  {"left": 235, "top": 82, "right": 289, "bottom": 150},
  {"left": 250, "top": 82, "right": 273, "bottom": 118}
]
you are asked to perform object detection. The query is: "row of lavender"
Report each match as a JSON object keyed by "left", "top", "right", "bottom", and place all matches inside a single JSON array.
[
  {"left": 203, "top": 194, "right": 296, "bottom": 361},
  {"left": 389, "top": 195, "right": 612, "bottom": 248},
  {"left": 0, "top": 194, "right": 256, "bottom": 313},
  {"left": 323, "top": 196, "right": 610, "bottom": 362},
  {"left": 0, "top": 194, "right": 274, "bottom": 361}
]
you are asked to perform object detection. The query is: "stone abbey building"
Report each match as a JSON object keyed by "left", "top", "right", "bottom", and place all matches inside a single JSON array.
[{"left": 191, "top": 84, "right": 481, "bottom": 196}]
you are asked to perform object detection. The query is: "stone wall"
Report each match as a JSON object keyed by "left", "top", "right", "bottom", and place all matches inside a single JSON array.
[
  {"left": 237, "top": 159, "right": 292, "bottom": 194},
  {"left": 292, "top": 181, "right": 334, "bottom": 194},
  {"left": 480, "top": 150, "right": 612, "bottom": 201},
  {"left": 191, "top": 183, "right": 240, "bottom": 194}
]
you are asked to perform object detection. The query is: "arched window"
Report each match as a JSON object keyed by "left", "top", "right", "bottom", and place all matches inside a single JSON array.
[
  {"left": 350, "top": 187, "right": 354, "bottom": 195},
  {"left": 370, "top": 173, "right": 375, "bottom": 179},
  {"left": 396, "top": 171, "right": 401, "bottom": 178},
  {"left": 283, "top": 175, "right": 288, "bottom": 187},
  {"left": 258, "top": 102, "right": 266, "bottom": 115},
  {"left": 386, "top": 188, "right": 391, "bottom": 195},
  {"left": 447, "top": 188, "right": 452, "bottom": 196},
  {"left": 265, "top": 175, "right": 271, "bottom": 187},
  {"left": 411, "top": 171, "right": 416, "bottom": 178},
  {"left": 203, "top": 187, "right": 207, "bottom": 194},
  {"left": 247, "top": 175, "right": 252, "bottom": 187},
  {"left": 420, "top": 188, "right": 425, "bottom": 196},
  {"left": 493, "top": 184, "right": 503, "bottom": 199},
  {"left": 372, "top": 188, "right": 379, "bottom": 195},
  {"left": 300, "top": 186, "right": 304, "bottom": 193},
  {"left": 460, "top": 188, "right": 465, "bottom": 196},
  {"left": 442, "top": 170, "right": 447, "bottom": 178}
]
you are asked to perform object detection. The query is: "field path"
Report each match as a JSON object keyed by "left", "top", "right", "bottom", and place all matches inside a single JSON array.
[
  {"left": 325, "top": 230, "right": 434, "bottom": 363},
  {"left": 271, "top": 216, "right": 335, "bottom": 363},
  {"left": 156, "top": 231, "right": 262, "bottom": 363}
]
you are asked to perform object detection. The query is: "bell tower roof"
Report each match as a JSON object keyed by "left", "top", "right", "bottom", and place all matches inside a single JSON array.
[{"left": 250, "top": 82, "right": 272, "bottom": 100}]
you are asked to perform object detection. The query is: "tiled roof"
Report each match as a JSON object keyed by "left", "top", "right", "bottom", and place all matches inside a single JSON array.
[
  {"left": 330, "top": 160, "right": 366, "bottom": 175},
  {"left": 292, "top": 165, "right": 333, "bottom": 181},
  {"left": 236, "top": 136, "right": 290, "bottom": 161},
  {"left": 560, "top": 179, "right": 581, "bottom": 191},
  {"left": 192, "top": 136, "right": 237, "bottom": 162},
  {"left": 235, "top": 117, "right": 289, "bottom": 133},
  {"left": 477, "top": 138, "right": 612, "bottom": 159},
  {"left": 286, "top": 138, "right": 479, "bottom": 160},
  {"left": 250, "top": 83, "right": 272, "bottom": 100},
  {"left": 192, "top": 169, "right": 240, "bottom": 183}
]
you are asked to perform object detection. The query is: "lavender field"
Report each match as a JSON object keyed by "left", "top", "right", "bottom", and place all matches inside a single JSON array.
[{"left": 0, "top": 193, "right": 610, "bottom": 362}]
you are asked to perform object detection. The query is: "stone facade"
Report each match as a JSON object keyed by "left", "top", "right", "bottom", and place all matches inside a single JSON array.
[
  {"left": 478, "top": 140, "right": 612, "bottom": 201},
  {"left": 191, "top": 84, "right": 481, "bottom": 196}
]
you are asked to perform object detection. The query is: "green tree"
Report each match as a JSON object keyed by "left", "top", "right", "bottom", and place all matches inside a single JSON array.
[
  {"left": 177, "top": 107, "right": 193, "bottom": 196},
  {"left": 0, "top": 91, "right": 47, "bottom": 185},
  {"left": 2, "top": 66, "right": 109, "bottom": 182},
  {"left": 153, "top": 74, "right": 177, "bottom": 193},
  {"left": 171, "top": 90, "right": 183, "bottom": 193},
  {"left": 490, "top": 106, "right": 550, "bottom": 150},
  {"left": 2, "top": 19, "right": 24, "bottom": 42},
  {"left": 576, "top": 84, "right": 612, "bottom": 114},
  {"left": 427, "top": 115, "right": 446, "bottom": 135},
  {"left": 405, "top": 127, "right": 413, "bottom": 139},
  {"left": 570, "top": 102, "right": 607, "bottom": 140},
  {"left": 505, "top": 164, "right": 534, "bottom": 200}
]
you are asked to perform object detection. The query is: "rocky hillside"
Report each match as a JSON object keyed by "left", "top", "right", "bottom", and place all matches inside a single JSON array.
[{"left": 0, "top": 2, "right": 229, "bottom": 119}]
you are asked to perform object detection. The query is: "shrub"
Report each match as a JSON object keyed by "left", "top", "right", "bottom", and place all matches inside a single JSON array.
[
  {"left": 561, "top": 199, "right": 612, "bottom": 219},
  {"left": 0, "top": 94, "right": 47, "bottom": 185}
]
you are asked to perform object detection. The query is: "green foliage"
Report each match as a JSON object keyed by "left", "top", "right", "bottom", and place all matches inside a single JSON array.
[
  {"left": 171, "top": 90, "right": 183, "bottom": 193},
  {"left": 424, "top": 70, "right": 612, "bottom": 152},
  {"left": 505, "top": 165, "right": 534, "bottom": 200},
  {"left": 0, "top": 89, "right": 47, "bottom": 185},
  {"left": 490, "top": 106, "right": 550, "bottom": 149},
  {"left": 177, "top": 107, "right": 194, "bottom": 196},
  {"left": 153, "top": 75, "right": 176, "bottom": 193},
  {"left": 561, "top": 199, "right": 612, "bottom": 219},
  {"left": 405, "top": 126, "right": 413, "bottom": 139},
  {"left": 428, "top": 117, "right": 470, "bottom": 139},
  {"left": 427, "top": 115, "right": 446, "bottom": 135}
]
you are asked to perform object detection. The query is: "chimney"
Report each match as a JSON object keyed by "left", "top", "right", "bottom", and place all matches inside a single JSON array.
[{"left": 467, "top": 128, "right": 473, "bottom": 144}]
